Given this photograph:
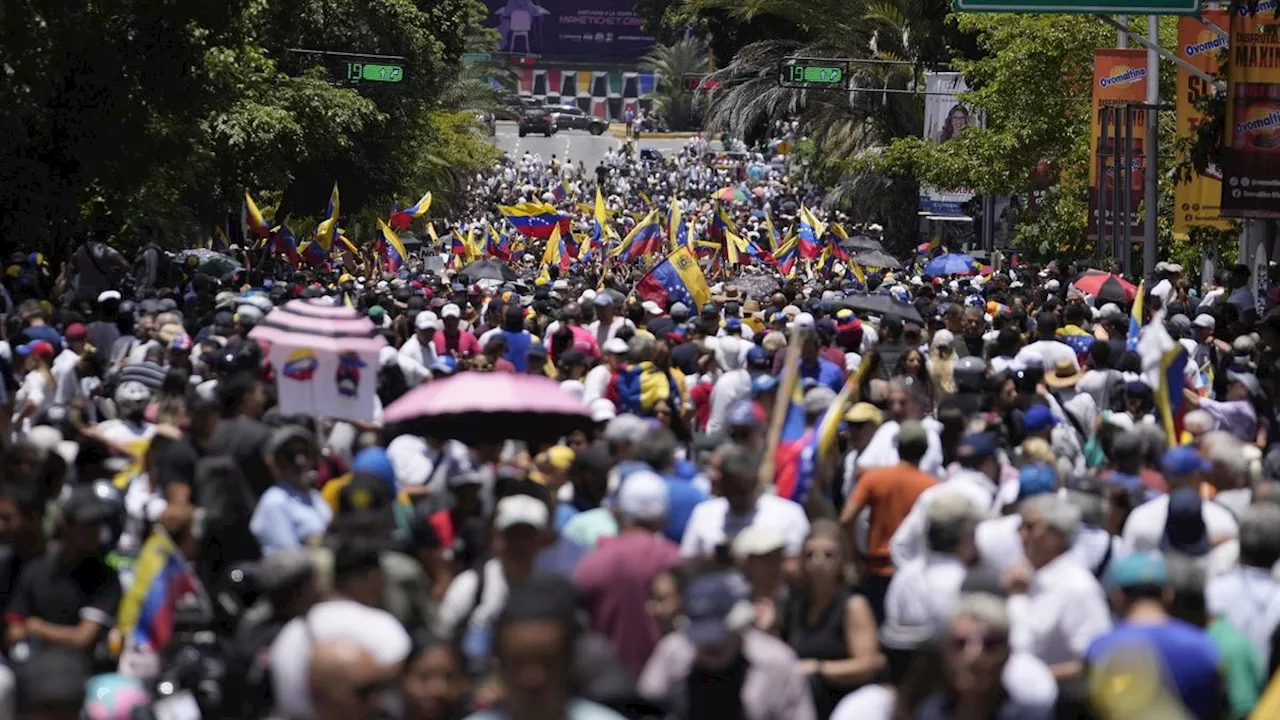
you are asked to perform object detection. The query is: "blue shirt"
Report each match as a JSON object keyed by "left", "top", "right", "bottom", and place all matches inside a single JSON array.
[
  {"left": 663, "top": 473, "right": 706, "bottom": 543},
  {"left": 501, "top": 329, "right": 533, "bottom": 372},
  {"left": 249, "top": 484, "right": 333, "bottom": 555},
  {"left": 799, "top": 357, "right": 844, "bottom": 393},
  {"left": 1087, "top": 619, "right": 1222, "bottom": 720}
]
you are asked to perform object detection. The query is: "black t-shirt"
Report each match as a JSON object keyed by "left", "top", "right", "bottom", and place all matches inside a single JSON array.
[
  {"left": 5, "top": 550, "right": 121, "bottom": 629},
  {"left": 686, "top": 652, "right": 748, "bottom": 720},
  {"left": 207, "top": 416, "right": 273, "bottom": 498}
]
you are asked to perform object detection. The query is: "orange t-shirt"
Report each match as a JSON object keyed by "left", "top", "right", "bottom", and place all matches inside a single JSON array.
[{"left": 849, "top": 463, "right": 938, "bottom": 576}]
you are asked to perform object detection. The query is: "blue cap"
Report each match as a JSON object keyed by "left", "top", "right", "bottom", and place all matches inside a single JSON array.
[
  {"left": 957, "top": 432, "right": 998, "bottom": 462},
  {"left": 751, "top": 375, "right": 780, "bottom": 394},
  {"left": 1125, "top": 380, "right": 1152, "bottom": 397},
  {"left": 1024, "top": 405, "right": 1059, "bottom": 433},
  {"left": 682, "top": 572, "right": 749, "bottom": 646},
  {"left": 745, "top": 346, "right": 769, "bottom": 368},
  {"left": 724, "top": 317, "right": 742, "bottom": 332},
  {"left": 1161, "top": 446, "right": 1211, "bottom": 478},
  {"left": 726, "top": 399, "right": 761, "bottom": 427},
  {"left": 1106, "top": 552, "right": 1168, "bottom": 589},
  {"left": 351, "top": 447, "right": 397, "bottom": 493},
  {"left": 1017, "top": 463, "right": 1057, "bottom": 500}
]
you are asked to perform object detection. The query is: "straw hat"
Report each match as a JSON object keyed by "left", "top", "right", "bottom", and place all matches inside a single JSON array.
[{"left": 1044, "top": 358, "right": 1086, "bottom": 390}]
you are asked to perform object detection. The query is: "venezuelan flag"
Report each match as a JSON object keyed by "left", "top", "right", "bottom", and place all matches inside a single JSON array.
[
  {"left": 541, "top": 224, "right": 572, "bottom": 272},
  {"left": 245, "top": 192, "right": 272, "bottom": 238},
  {"left": 1057, "top": 324, "right": 1095, "bottom": 357},
  {"left": 775, "top": 236, "right": 799, "bottom": 278},
  {"left": 313, "top": 183, "right": 340, "bottom": 252},
  {"left": 210, "top": 226, "right": 230, "bottom": 253},
  {"left": 1128, "top": 280, "right": 1145, "bottom": 352},
  {"left": 450, "top": 229, "right": 470, "bottom": 256},
  {"left": 1155, "top": 346, "right": 1188, "bottom": 448},
  {"left": 551, "top": 180, "right": 570, "bottom": 202},
  {"left": 591, "top": 187, "right": 613, "bottom": 249},
  {"left": 708, "top": 202, "right": 736, "bottom": 248},
  {"left": 389, "top": 191, "right": 432, "bottom": 231},
  {"left": 668, "top": 200, "right": 688, "bottom": 252},
  {"left": 485, "top": 226, "right": 512, "bottom": 262},
  {"left": 298, "top": 240, "right": 326, "bottom": 267},
  {"left": 377, "top": 218, "right": 408, "bottom": 272},
  {"left": 634, "top": 246, "right": 711, "bottom": 312},
  {"left": 798, "top": 205, "right": 825, "bottom": 259},
  {"left": 270, "top": 224, "right": 302, "bottom": 267},
  {"left": 762, "top": 208, "right": 780, "bottom": 251},
  {"left": 500, "top": 201, "right": 568, "bottom": 239},
  {"left": 611, "top": 210, "right": 665, "bottom": 260},
  {"left": 129, "top": 531, "right": 199, "bottom": 652}
]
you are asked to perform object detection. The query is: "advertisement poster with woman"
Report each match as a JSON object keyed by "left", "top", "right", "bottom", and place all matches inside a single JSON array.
[{"left": 919, "top": 72, "right": 982, "bottom": 216}]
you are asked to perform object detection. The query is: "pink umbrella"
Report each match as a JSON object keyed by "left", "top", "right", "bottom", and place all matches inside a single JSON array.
[{"left": 384, "top": 372, "right": 592, "bottom": 442}]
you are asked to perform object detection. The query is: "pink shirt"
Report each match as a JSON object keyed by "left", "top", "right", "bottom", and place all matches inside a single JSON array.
[{"left": 574, "top": 530, "right": 682, "bottom": 677}]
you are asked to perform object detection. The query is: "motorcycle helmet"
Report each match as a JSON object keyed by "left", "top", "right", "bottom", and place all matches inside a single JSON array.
[
  {"left": 953, "top": 356, "right": 987, "bottom": 394},
  {"left": 81, "top": 674, "right": 150, "bottom": 720},
  {"left": 114, "top": 380, "right": 153, "bottom": 415}
]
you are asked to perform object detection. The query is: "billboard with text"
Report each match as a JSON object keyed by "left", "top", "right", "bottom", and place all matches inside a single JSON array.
[{"left": 484, "top": 0, "right": 656, "bottom": 61}]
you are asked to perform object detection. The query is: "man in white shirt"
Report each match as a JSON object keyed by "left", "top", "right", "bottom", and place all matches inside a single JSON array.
[
  {"left": 890, "top": 432, "right": 1001, "bottom": 569},
  {"left": 1149, "top": 261, "right": 1181, "bottom": 304},
  {"left": 1122, "top": 447, "right": 1239, "bottom": 574},
  {"left": 681, "top": 446, "right": 810, "bottom": 566},
  {"left": 1005, "top": 494, "right": 1111, "bottom": 680},
  {"left": 1014, "top": 312, "right": 1079, "bottom": 373},
  {"left": 399, "top": 311, "right": 439, "bottom": 369},
  {"left": 583, "top": 338, "right": 629, "bottom": 405},
  {"left": 52, "top": 322, "right": 89, "bottom": 407},
  {"left": 587, "top": 293, "right": 633, "bottom": 349},
  {"left": 1205, "top": 503, "right": 1280, "bottom": 668},
  {"left": 704, "top": 339, "right": 761, "bottom": 436},
  {"left": 857, "top": 378, "right": 943, "bottom": 477}
]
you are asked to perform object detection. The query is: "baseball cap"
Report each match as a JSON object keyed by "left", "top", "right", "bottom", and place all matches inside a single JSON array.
[
  {"left": 593, "top": 293, "right": 614, "bottom": 308},
  {"left": 845, "top": 402, "right": 883, "bottom": 424},
  {"left": 1106, "top": 552, "right": 1168, "bottom": 590},
  {"left": 494, "top": 494, "right": 549, "bottom": 531},
  {"left": 1017, "top": 463, "right": 1058, "bottom": 501},
  {"left": 64, "top": 323, "right": 88, "bottom": 341},
  {"left": 723, "top": 317, "right": 742, "bottom": 333},
  {"left": 97, "top": 290, "right": 122, "bottom": 304},
  {"left": 1227, "top": 370, "right": 1264, "bottom": 399},
  {"left": 730, "top": 526, "right": 786, "bottom": 561},
  {"left": 415, "top": 310, "right": 440, "bottom": 330},
  {"left": 751, "top": 375, "right": 779, "bottom": 393},
  {"left": 957, "top": 432, "right": 998, "bottom": 463},
  {"left": 670, "top": 302, "right": 690, "bottom": 317},
  {"left": 603, "top": 414, "right": 648, "bottom": 444},
  {"left": 1023, "top": 405, "right": 1060, "bottom": 433},
  {"left": 603, "top": 337, "right": 629, "bottom": 355},
  {"left": 681, "top": 572, "right": 751, "bottom": 646},
  {"left": 897, "top": 419, "right": 928, "bottom": 447},
  {"left": 589, "top": 398, "right": 618, "bottom": 423},
  {"left": 252, "top": 549, "right": 316, "bottom": 594},
  {"left": 803, "top": 386, "right": 837, "bottom": 415},
  {"left": 616, "top": 470, "right": 670, "bottom": 522},
  {"left": 1161, "top": 446, "right": 1211, "bottom": 477},
  {"left": 1193, "top": 314, "right": 1215, "bottom": 329},
  {"left": 336, "top": 473, "right": 396, "bottom": 524},
  {"left": 642, "top": 300, "right": 663, "bottom": 316},
  {"left": 15, "top": 340, "right": 55, "bottom": 360},
  {"left": 745, "top": 346, "right": 769, "bottom": 369},
  {"left": 440, "top": 303, "right": 461, "bottom": 319},
  {"left": 726, "top": 399, "right": 764, "bottom": 428},
  {"left": 265, "top": 425, "right": 318, "bottom": 459}
]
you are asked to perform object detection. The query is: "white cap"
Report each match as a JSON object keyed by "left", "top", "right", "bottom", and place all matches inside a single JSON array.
[
  {"left": 1045, "top": 279, "right": 1061, "bottom": 291},
  {"left": 553, "top": 279, "right": 569, "bottom": 291},
  {"left": 1098, "top": 303, "right": 1123, "bottom": 318},
  {"left": 494, "top": 494, "right": 550, "bottom": 531},
  {"left": 97, "top": 290, "right": 122, "bottom": 303},
  {"left": 1193, "top": 313, "right": 1215, "bottom": 329},
  {"left": 731, "top": 525, "right": 786, "bottom": 561},
  {"left": 441, "top": 303, "right": 461, "bottom": 319},
  {"left": 792, "top": 312, "right": 816, "bottom": 330},
  {"left": 642, "top": 300, "right": 663, "bottom": 316},
  {"left": 415, "top": 310, "right": 440, "bottom": 330},
  {"left": 781, "top": 305, "right": 801, "bottom": 318},
  {"left": 604, "top": 414, "right": 648, "bottom": 443},
  {"left": 603, "top": 337, "right": 629, "bottom": 355},
  {"left": 378, "top": 346, "right": 399, "bottom": 368},
  {"left": 579, "top": 289, "right": 598, "bottom": 304},
  {"left": 590, "top": 398, "right": 617, "bottom": 422},
  {"left": 615, "top": 470, "right": 669, "bottom": 522}
]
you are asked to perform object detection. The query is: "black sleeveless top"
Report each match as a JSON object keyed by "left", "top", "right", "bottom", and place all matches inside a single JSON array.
[{"left": 785, "top": 587, "right": 858, "bottom": 719}]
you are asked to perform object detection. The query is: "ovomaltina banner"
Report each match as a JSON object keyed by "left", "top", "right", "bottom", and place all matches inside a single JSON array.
[
  {"left": 1175, "top": 10, "right": 1231, "bottom": 238},
  {"left": 1222, "top": 1, "right": 1280, "bottom": 219},
  {"left": 1088, "top": 49, "right": 1148, "bottom": 242}
]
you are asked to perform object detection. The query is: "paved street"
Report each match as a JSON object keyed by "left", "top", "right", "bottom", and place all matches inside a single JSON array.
[{"left": 494, "top": 121, "right": 697, "bottom": 173}]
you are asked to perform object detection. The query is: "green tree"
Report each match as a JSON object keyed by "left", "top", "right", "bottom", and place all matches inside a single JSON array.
[{"left": 641, "top": 39, "right": 713, "bottom": 130}]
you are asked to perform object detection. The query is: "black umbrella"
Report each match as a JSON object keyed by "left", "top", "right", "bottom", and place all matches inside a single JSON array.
[
  {"left": 398, "top": 233, "right": 422, "bottom": 251},
  {"left": 458, "top": 259, "right": 517, "bottom": 282},
  {"left": 839, "top": 235, "right": 884, "bottom": 252},
  {"left": 852, "top": 249, "right": 902, "bottom": 270},
  {"left": 834, "top": 294, "right": 924, "bottom": 324}
]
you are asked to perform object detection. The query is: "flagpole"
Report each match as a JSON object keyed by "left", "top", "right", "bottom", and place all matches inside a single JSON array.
[{"left": 759, "top": 330, "right": 803, "bottom": 490}]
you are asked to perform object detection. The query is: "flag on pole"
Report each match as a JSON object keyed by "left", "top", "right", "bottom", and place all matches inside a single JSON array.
[
  {"left": 634, "top": 246, "right": 712, "bottom": 310},
  {"left": 377, "top": 218, "right": 408, "bottom": 272},
  {"left": 313, "top": 183, "right": 340, "bottom": 252},
  {"left": 1128, "top": 280, "right": 1145, "bottom": 352},
  {"left": 389, "top": 191, "right": 432, "bottom": 231}
]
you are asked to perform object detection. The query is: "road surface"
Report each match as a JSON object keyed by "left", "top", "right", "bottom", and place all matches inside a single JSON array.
[{"left": 494, "top": 122, "right": 693, "bottom": 174}]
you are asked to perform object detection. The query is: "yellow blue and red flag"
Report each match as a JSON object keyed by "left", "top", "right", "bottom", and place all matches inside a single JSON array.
[
  {"left": 634, "top": 246, "right": 711, "bottom": 311},
  {"left": 389, "top": 190, "right": 432, "bottom": 231},
  {"left": 377, "top": 218, "right": 408, "bottom": 272},
  {"left": 798, "top": 205, "right": 825, "bottom": 259},
  {"left": 270, "top": 224, "right": 301, "bottom": 267},
  {"left": 611, "top": 209, "right": 665, "bottom": 260},
  {"left": 668, "top": 199, "right": 689, "bottom": 251},
  {"left": 499, "top": 201, "right": 568, "bottom": 239},
  {"left": 313, "top": 183, "right": 340, "bottom": 253},
  {"left": 245, "top": 192, "right": 272, "bottom": 239},
  {"left": 1128, "top": 280, "right": 1145, "bottom": 352},
  {"left": 485, "top": 225, "right": 512, "bottom": 262},
  {"left": 118, "top": 529, "right": 200, "bottom": 653}
]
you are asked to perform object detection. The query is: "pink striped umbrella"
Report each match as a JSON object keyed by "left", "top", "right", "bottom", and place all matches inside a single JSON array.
[
  {"left": 384, "top": 372, "right": 592, "bottom": 442},
  {"left": 248, "top": 299, "right": 387, "bottom": 354}
]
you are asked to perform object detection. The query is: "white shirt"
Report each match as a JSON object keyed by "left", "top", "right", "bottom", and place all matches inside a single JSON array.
[
  {"left": 857, "top": 419, "right": 944, "bottom": 478},
  {"left": 399, "top": 334, "right": 438, "bottom": 369},
  {"left": 1206, "top": 565, "right": 1280, "bottom": 668},
  {"left": 51, "top": 350, "right": 81, "bottom": 406},
  {"left": 1121, "top": 493, "right": 1240, "bottom": 575},
  {"left": 880, "top": 552, "right": 967, "bottom": 650},
  {"left": 705, "top": 369, "right": 750, "bottom": 436},
  {"left": 582, "top": 364, "right": 613, "bottom": 406},
  {"left": 386, "top": 435, "right": 472, "bottom": 490},
  {"left": 269, "top": 600, "right": 411, "bottom": 720},
  {"left": 976, "top": 512, "right": 1130, "bottom": 577},
  {"left": 12, "top": 372, "right": 53, "bottom": 435},
  {"left": 1151, "top": 278, "right": 1173, "bottom": 303},
  {"left": 1014, "top": 340, "right": 1080, "bottom": 372},
  {"left": 889, "top": 468, "right": 999, "bottom": 569},
  {"left": 438, "top": 558, "right": 510, "bottom": 634},
  {"left": 586, "top": 317, "right": 634, "bottom": 346},
  {"left": 680, "top": 493, "right": 810, "bottom": 558},
  {"left": 1007, "top": 553, "right": 1112, "bottom": 666}
]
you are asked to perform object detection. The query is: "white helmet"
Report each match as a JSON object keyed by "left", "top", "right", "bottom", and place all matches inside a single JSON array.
[{"left": 114, "top": 381, "right": 153, "bottom": 414}]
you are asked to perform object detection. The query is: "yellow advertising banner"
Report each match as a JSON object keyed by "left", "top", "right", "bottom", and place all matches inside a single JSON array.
[
  {"left": 1088, "top": 49, "right": 1148, "bottom": 242},
  {"left": 1222, "top": 3, "right": 1280, "bottom": 219},
  {"left": 1174, "top": 11, "right": 1231, "bottom": 238}
]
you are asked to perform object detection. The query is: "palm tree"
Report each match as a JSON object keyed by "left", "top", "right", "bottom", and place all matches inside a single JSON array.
[{"left": 641, "top": 38, "right": 712, "bottom": 130}]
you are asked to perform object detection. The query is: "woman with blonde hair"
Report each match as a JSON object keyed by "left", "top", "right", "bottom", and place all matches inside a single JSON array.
[
  {"left": 783, "top": 519, "right": 885, "bottom": 718},
  {"left": 928, "top": 330, "right": 958, "bottom": 401}
]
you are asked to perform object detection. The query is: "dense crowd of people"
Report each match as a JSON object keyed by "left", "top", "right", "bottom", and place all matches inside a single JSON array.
[{"left": 1, "top": 134, "right": 1280, "bottom": 720}]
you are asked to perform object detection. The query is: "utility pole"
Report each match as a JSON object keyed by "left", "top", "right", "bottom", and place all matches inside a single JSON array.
[
  {"left": 1143, "top": 15, "right": 1159, "bottom": 276},
  {"left": 1118, "top": 15, "right": 1128, "bottom": 48}
]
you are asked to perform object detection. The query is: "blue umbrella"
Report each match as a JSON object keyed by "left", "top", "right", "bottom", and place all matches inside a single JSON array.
[{"left": 924, "top": 253, "right": 980, "bottom": 276}]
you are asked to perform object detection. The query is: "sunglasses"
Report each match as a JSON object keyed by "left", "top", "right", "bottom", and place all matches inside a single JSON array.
[
  {"left": 804, "top": 548, "right": 838, "bottom": 559},
  {"left": 949, "top": 633, "right": 1005, "bottom": 654}
]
